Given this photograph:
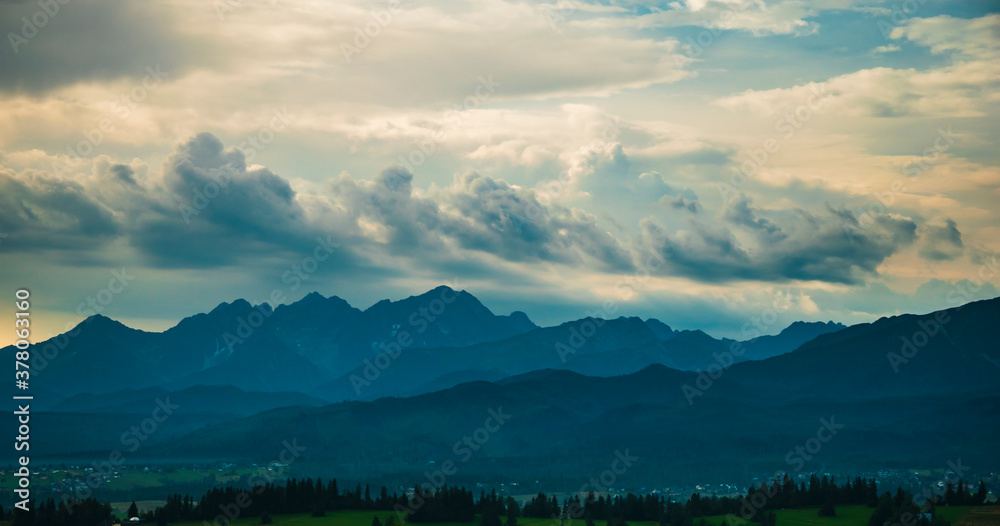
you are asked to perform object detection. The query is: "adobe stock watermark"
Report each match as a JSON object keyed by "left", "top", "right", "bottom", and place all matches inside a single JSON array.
[
  {"left": 674, "top": 3, "right": 761, "bottom": 65},
  {"left": 682, "top": 290, "right": 795, "bottom": 405},
  {"left": 843, "top": 126, "right": 958, "bottom": 244},
  {"left": 784, "top": 417, "right": 844, "bottom": 471},
  {"left": 538, "top": 0, "right": 581, "bottom": 32},
  {"left": 553, "top": 449, "right": 640, "bottom": 525},
  {"left": 887, "top": 254, "right": 999, "bottom": 373},
  {"left": 509, "top": 114, "right": 621, "bottom": 234},
  {"left": 912, "top": 459, "right": 970, "bottom": 508},
  {"left": 728, "top": 417, "right": 844, "bottom": 524},
  {"left": 717, "top": 83, "right": 829, "bottom": 205},
  {"left": 350, "top": 282, "right": 461, "bottom": 395},
  {"left": 214, "top": 0, "right": 278, "bottom": 21},
  {"left": 75, "top": 269, "right": 136, "bottom": 318},
  {"left": 556, "top": 247, "right": 667, "bottom": 364},
  {"left": 217, "top": 234, "right": 340, "bottom": 353},
  {"left": 7, "top": 0, "right": 72, "bottom": 53},
  {"left": 178, "top": 108, "right": 294, "bottom": 223},
  {"left": 49, "top": 66, "right": 168, "bottom": 177},
  {"left": 204, "top": 439, "right": 307, "bottom": 526},
  {"left": 877, "top": 0, "right": 930, "bottom": 40},
  {"left": 340, "top": 0, "right": 401, "bottom": 63},
  {"left": 61, "top": 398, "right": 180, "bottom": 514},
  {"left": 32, "top": 268, "right": 136, "bottom": 375},
  {"left": 395, "top": 407, "right": 511, "bottom": 521},
  {"left": 389, "top": 75, "right": 502, "bottom": 180}
]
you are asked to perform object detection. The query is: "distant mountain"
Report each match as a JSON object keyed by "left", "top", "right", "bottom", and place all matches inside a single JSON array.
[
  {"left": 739, "top": 320, "right": 846, "bottom": 360},
  {"left": 25, "top": 303, "right": 330, "bottom": 396},
  {"left": 311, "top": 315, "right": 665, "bottom": 401},
  {"left": 13, "top": 286, "right": 539, "bottom": 397},
  {"left": 262, "top": 287, "right": 536, "bottom": 374},
  {"left": 46, "top": 385, "right": 326, "bottom": 415},
  {"left": 23, "top": 386, "right": 327, "bottom": 456},
  {"left": 314, "top": 315, "right": 845, "bottom": 401}
]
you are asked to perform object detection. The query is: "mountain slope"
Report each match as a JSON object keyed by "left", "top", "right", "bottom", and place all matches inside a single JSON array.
[
  {"left": 313, "top": 315, "right": 847, "bottom": 401},
  {"left": 739, "top": 320, "right": 847, "bottom": 360},
  {"left": 141, "top": 362, "right": 1000, "bottom": 487},
  {"left": 726, "top": 297, "right": 1000, "bottom": 398},
  {"left": 48, "top": 385, "right": 326, "bottom": 415}
]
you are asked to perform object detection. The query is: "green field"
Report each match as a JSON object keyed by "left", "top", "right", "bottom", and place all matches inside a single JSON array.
[
  {"left": 173, "top": 511, "right": 662, "bottom": 526},
  {"left": 175, "top": 511, "right": 475, "bottom": 526},
  {"left": 703, "top": 505, "right": 979, "bottom": 526},
  {"left": 170, "top": 505, "right": 979, "bottom": 526},
  {"left": 953, "top": 506, "right": 1000, "bottom": 526},
  {"left": 936, "top": 506, "right": 974, "bottom": 524},
  {"left": 765, "top": 505, "right": 876, "bottom": 526},
  {"left": 701, "top": 505, "right": 871, "bottom": 526}
]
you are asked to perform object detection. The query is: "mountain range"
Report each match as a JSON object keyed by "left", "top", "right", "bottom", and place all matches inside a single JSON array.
[
  {"left": 7, "top": 288, "right": 999, "bottom": 490},
  {"left": 22, "top": 286, "right": 844, "bottom": 402}
]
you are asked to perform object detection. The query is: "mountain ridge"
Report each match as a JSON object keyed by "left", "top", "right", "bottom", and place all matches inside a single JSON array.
[{"left": 8, "top": 286, "right": 945, "bottom": 402}]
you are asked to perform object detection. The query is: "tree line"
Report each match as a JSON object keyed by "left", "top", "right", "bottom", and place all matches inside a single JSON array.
[{"left": 3, "top": 473, "right": 991, "bottom": 525}]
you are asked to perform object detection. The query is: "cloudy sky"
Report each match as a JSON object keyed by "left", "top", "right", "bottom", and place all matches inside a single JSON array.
[{"left": 1, "top": 0, "right": 998, "bottom": 344}]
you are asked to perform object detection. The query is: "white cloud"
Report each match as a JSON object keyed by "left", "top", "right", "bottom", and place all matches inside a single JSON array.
[
  {"left": 871, "top": 44, "right": 900, "bottom": 54},
  {"left": 890, "top": 14, "right": 1000, "bottom": 59},
  {"left": 573, "top": 0, "right": 821, "bottom": 36},
  {"left": 715, "top": 15, "right": 1000, "bottom": 118}
]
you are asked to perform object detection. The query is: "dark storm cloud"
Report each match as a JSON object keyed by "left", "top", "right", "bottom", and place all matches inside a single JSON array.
[
  {"left": 0, "top": 133, "right": 638, "bottom": 274},
  {"left": 918, "top": 217, "right": 963, "bottom": 261},
  {"left": 130, "top": 133, "right": 352, "bottom": 268},
  {"left": 109, "top": 163, "right": 138, "bottom": 187},
  {"left": 0, "top": 167, "right": 118, "bottom": 250},
  {"left": 665, "top": 194, "right": 701, "bottom": 213},
  {"left": 328, "top": 166, "right": 444, "bottom": 252},
  {"left": 443, "top": 172, "right": 634, "bottom": 270},
  {"left": 640, "top": 218, "right": 751, "bottom": 281},
  {"left": 0, "top": 132, "right": 936, "bottom": 287},
  {"left": 641, "top": 205, "right": 918, "bottom": 284},
  {"left": 331, "top": 168, "right": 635, "bottom": 272},
  {"left": 723, "top": 194, "right": 785, "bottom": 240},
  {"left": 0, "top": 0, "right": 218, "bottom": 93}
]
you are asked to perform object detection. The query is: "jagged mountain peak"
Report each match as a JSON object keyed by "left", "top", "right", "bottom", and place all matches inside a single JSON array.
[
  {"left": 75, "top": 313, "right": 135, "bottom": 333},
  {"left": 208, "top": 298, "right": 253, "bottom": 315},
  {"left": 644, "top": 318, "right": 675, "bottom": 340}
]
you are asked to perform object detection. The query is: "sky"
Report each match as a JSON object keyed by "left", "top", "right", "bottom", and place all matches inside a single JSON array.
[{"left": 1, "top": 0, "right": 998, "bottom": 344}]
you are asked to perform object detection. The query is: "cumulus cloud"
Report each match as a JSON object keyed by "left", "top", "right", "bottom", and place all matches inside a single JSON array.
[
  {"left": 723, "top": 194, "right": 785, "bottom": 241},
  {"left": 891, "top": 14, "right": 1000, "bottom": 60},
  {"left": 666, "top": 195, "right": 702, "bottom": 214},
  {"left": 328, "top": 166, "right": 636, "bottom": 272},
  {"left": 918, "top": 217, "right": 963, "bottom": 261},
  {"left": 0, "top": 133, "right": 639, "bottom": 275},
  {"left": 129, "top": 133, "right": 344, "bottom": 268},
  {"left": 640, "top": 204, "right": 918, "bottom": 284},
  {"left": 871, "top": 44, "right": 900, "bottom": 54},
  {"left": 444, "top": 172, "right": 635, "bottom": 270}
]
